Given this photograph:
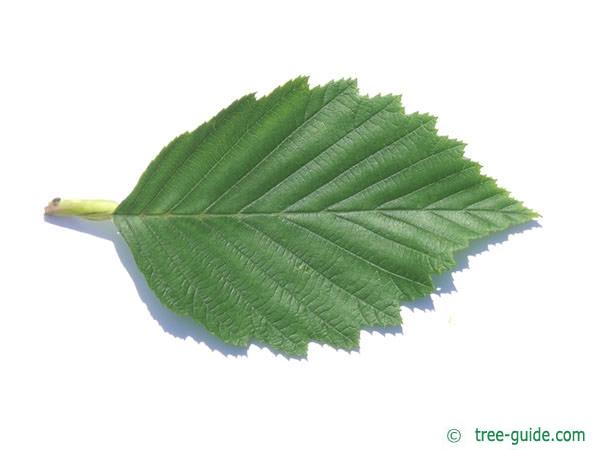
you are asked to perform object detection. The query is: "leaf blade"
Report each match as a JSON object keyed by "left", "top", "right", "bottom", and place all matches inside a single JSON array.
[{"left": 114, "top": 77, "right": 537, "bottom": 356}]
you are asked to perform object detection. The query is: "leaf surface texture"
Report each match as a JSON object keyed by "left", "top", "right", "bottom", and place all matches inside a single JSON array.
[{"left": 114, "top": 77, "right": 536, "bottom": 355}]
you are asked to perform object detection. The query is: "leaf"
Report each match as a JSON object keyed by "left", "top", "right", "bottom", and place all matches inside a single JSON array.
[{"left": 113, "top": 77, "right": 537, "bottom": 356}]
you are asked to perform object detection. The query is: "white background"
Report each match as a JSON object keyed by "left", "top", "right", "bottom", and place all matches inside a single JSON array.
[{"left": 1, "top": 1, "right": 598, "bottom": 449}]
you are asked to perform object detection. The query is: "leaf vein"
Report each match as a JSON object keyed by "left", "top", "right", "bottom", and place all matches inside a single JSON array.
[
  {"left": 239, "top": 96, "right": 396, "bottom": 213},
  {"left": 203, "top": 83, "right": 355, "bottom": 213},
  {"left": 282, "top": 217, "right": 432, "bottom": 293}
]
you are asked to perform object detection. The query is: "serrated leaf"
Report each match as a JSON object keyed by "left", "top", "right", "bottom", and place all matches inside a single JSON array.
[{"left": 112, "top": 77, "right": 537, "bottom": 356}]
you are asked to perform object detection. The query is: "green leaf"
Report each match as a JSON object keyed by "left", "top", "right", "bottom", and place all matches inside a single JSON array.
[{"left": 112, "top": 77, "right": 537, "bottom": 356}]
